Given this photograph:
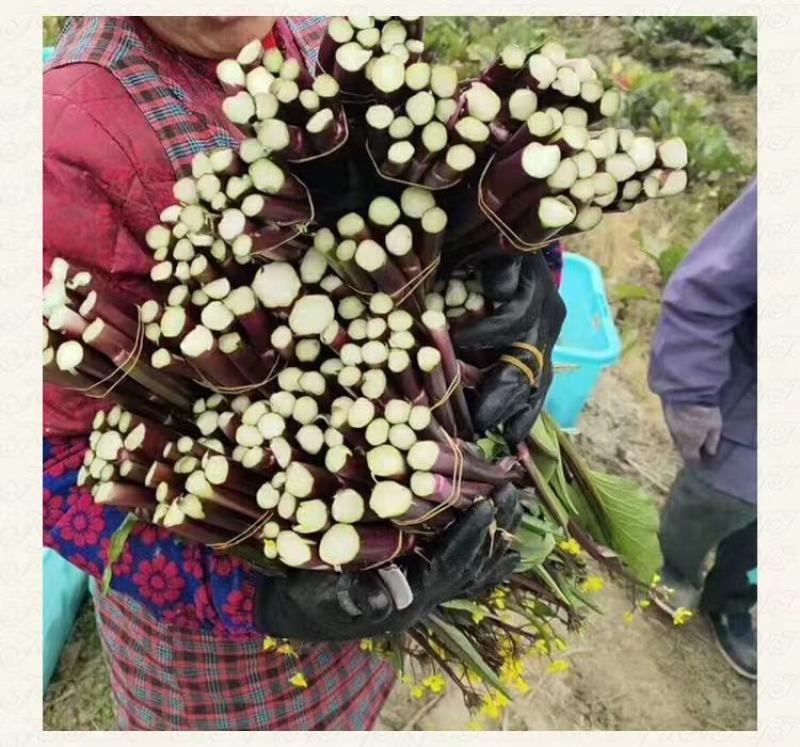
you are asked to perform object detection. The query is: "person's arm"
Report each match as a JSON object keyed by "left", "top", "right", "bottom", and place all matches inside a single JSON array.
[
  {"left": 43, "top": 71, "right": 264, "bottom": 637},
  {"left": 649, "top": 180, "right": 757, "bottom": 405},
  {"left": 649, "top": 180, "right": 756, "bottom": 459}
]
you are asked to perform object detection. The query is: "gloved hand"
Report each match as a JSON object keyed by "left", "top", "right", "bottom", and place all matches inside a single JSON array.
[
  {"left": 663, "top": 403, "right": 722, "bottom": 462},
  {"left": 452, "top": 251, "right": 566, "bottom": 446},
  {"left": 254, "top": 485, "right": 522, "bottom": 640}
]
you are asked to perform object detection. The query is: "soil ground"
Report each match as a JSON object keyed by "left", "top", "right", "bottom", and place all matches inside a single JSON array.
[{"left": 42, "top": 16, "right": 757, "bottom": 732}]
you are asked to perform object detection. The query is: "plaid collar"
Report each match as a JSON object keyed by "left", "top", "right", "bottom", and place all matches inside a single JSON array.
[{"left": 48, "top": 16, "right": 327, "bottom": 176}]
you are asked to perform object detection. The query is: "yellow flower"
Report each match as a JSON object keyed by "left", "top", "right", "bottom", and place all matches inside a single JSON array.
[
  {"left": 534, "top": 639, "right": 550, "bottom": 656},
  {"left": 277, "top": 643, "right": 298, "bottom": 658},
  {"left": 479, "top": 693, "right": 505, "bottom": 721},
  {"left": 638, "top": 599, "right": 651, "bottom": 610},
  {"left": 650, "top": 573, "right": 662, "bottom": 588},
  {"left": 623, "top": 610, "right": 636, "bottom": 624},
  {"left": 410, "top": 685, "right": 425, "bottom": 699},
  {"left": 558, "top": 538, "right": 582, "bottom": 556},
  {"left": 580, "top": 575, "right": 605, "bottom": 593},
  {"left": 422, "top": 674, "right": 447, "bottom": 693},
  {"left": 400, "top": 674, "right": 413, "bottom": 685},
  {"left": 262, "top": 636, "right": 277, "bottom": 652},
  {"left": 489, "top": 588, "right": 507, "bottom": 610},
  {"left": 289, "top": 672, "right": 308, "bottom": 689},
  {"left": 502, "top": 657, "right": 525, "bottom": 678},
  {"left": 467, "top": 719, "right": 484, "bottom": 731},
  {"left": 359, "top": 639, "right": 373, "bottom": 652},
  {"left": 471, "top": 608, "right": 487, "bottom": 624},
  {"left": 553, "top": 638, "right": 567, "bottom": 652},
  {"left": 672, "top": 607, "right": 694, "bottom": 626},
  {"left": 513, "top": 678, "right": 531, "bottom": 694},
  {"left": 546, "top": 659, "right": 571, "bottom": 675}
]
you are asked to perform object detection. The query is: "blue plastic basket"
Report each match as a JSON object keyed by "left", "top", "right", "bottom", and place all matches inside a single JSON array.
[
  {"left": 545, "top": 253, "right": 621, "bottom": 428},
  {"left": 43, "top": 549, "right": 88, "bottom": 692}
]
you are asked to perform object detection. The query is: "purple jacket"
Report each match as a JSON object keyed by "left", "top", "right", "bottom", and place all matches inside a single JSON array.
[{"left": 649, "top": 180, "right": 757, "bottom": 503}]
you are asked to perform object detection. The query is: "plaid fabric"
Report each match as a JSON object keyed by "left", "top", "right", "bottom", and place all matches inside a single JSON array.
[
  {"left": 49, "top": 16, "right": 328, "bottom": 177},
  {"left": 92, "top": 583, "right": 395, "bottom": 730}
]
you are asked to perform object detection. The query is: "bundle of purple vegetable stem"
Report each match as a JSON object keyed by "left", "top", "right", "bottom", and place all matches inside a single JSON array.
[{"left": 42, "top": 16, "right": 687, "bottom": 708}]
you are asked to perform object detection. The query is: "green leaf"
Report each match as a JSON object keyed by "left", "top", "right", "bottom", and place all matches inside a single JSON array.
[
  {"left": 704, "top": 45, "right": 737, "bottom": 65},
  {"left": 426, "top": 614, "right": 512, "bottom": 699},
  {"left": 547, "top": 422, "right": 661, "bottom": 583},
  {"left": 585, "top": 470, "right": 664, "bottom": 584},
  {"left": 515, "top": 530, "right": 556, "bottom": 570},
  {"left": 563, "top": 481, "right": 607, "bottom": 541},
  {"left": 441, "top": 599, "right": 498, "bottom": 624},
  {"left": 476, "top": 431, "right": 510, "bottom": 461},
  {"left": 654, "top": 245, "right": 689, "bottom": 284},
  {"left": 530, "top": 565, "right": 572, "bottom": 607},
  {"left": 384, "top": 634, "right": 406, "bottom": 675},
  {"left": 101, "top": 513, "right": 140, "bottom": 595},
  {"left": 519, "top": 513, "right": 564, "bottom": 538},
  {"left": 526, "top": 457, "right": 570, "bottom": 528},
  {"left": 530, "top": 415, "right": 560, "bottom": 458}
]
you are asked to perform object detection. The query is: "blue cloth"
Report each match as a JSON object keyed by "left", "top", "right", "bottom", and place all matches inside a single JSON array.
[
  {"left": 649, "top": 180, "right": 757, "bottom": 503},
  {"left": 44, "top": 437, "right": 262, "bottom": 639}
]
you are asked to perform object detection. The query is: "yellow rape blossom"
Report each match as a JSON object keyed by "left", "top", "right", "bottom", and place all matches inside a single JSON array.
[
  {"left": 489, "top": 588, "right": 508, "bottom": 610},
  {"left": 558, "top": 538, "right": 582, "bottom": 556},
  {"left": 638, "top": 599, "right": 651, "bottom": 610},
  {"left": 277, "top": 643, "right": 298, "bottom": 658},
  {"left": 623, "top": 610, "right": 636, "bottom": 624},
  {"left": 534, "top": 639, "right": 550, "bottom": 655},
  {"left": 471, "top": 608, "right": 487, "bottom": 624},
  {"left": 673, "top": 607, "right": 694, "bottom": 626},
  {"left": 514, "top": 678, "right": 531, "bottom": 694},
  {"left": 289, "top": 672, "right": 308, "bottom": 689},
  {"left": 467, "top": 719, "right": 484, "bottom": 731},
  {"left": 546, "top": 659, "right": 571, "bottom": 675},
  {"left": 359, "top": 639, "right": 373, "bottom": 652},
  {"left": 479, "top": 691, "right": 510, "bottom": 721},
  {"left": 410, "top": 685, "right": 425, "bottom": 699},
  {"left": 501, "top": 657, "right": 525, "bottom": 678},
  {"left": 262, "top": 637, "right": 277, "bottom": 652},
  {"left": 553, "top": 638, "right": 567, "bottom": 652},
  {"left": 580, "top": 575, "right": 605, "bottom": 593},
  {"left": 650, "top": 573, "right": 662, "bottom": 587},
  {"left": 422, "top": 674, "right": 447, "bottom": 693}
]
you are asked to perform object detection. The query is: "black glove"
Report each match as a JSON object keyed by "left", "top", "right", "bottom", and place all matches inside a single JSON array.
[
  {"left": 452, "top": 251, "right": 566, "bottom": 446},
  {"left": 254, "top": 485, "right": 522, "bottom": 640}
]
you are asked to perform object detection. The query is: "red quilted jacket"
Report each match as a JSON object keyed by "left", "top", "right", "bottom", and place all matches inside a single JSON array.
[{"left": 44, "top": 57, "right": 233, "bottom": 436}]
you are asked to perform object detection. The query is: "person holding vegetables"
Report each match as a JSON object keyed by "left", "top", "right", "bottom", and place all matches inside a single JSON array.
[
  {"left": 44, "top": 16, "right": 565, "bottom": 729},
  {"left": 649, "top": 180, "right": 757, "bottom": 680}
]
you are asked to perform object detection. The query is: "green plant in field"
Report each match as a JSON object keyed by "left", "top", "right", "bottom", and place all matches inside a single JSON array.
[
  {"left": 622, "top": 16, "right": 757, "bottom": 90},
  {"left": 43, "top": 16, "right": 66, "bottom": 47},
  {"left": 425, "top": 16, "right": 562, "bottom": 75}
]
